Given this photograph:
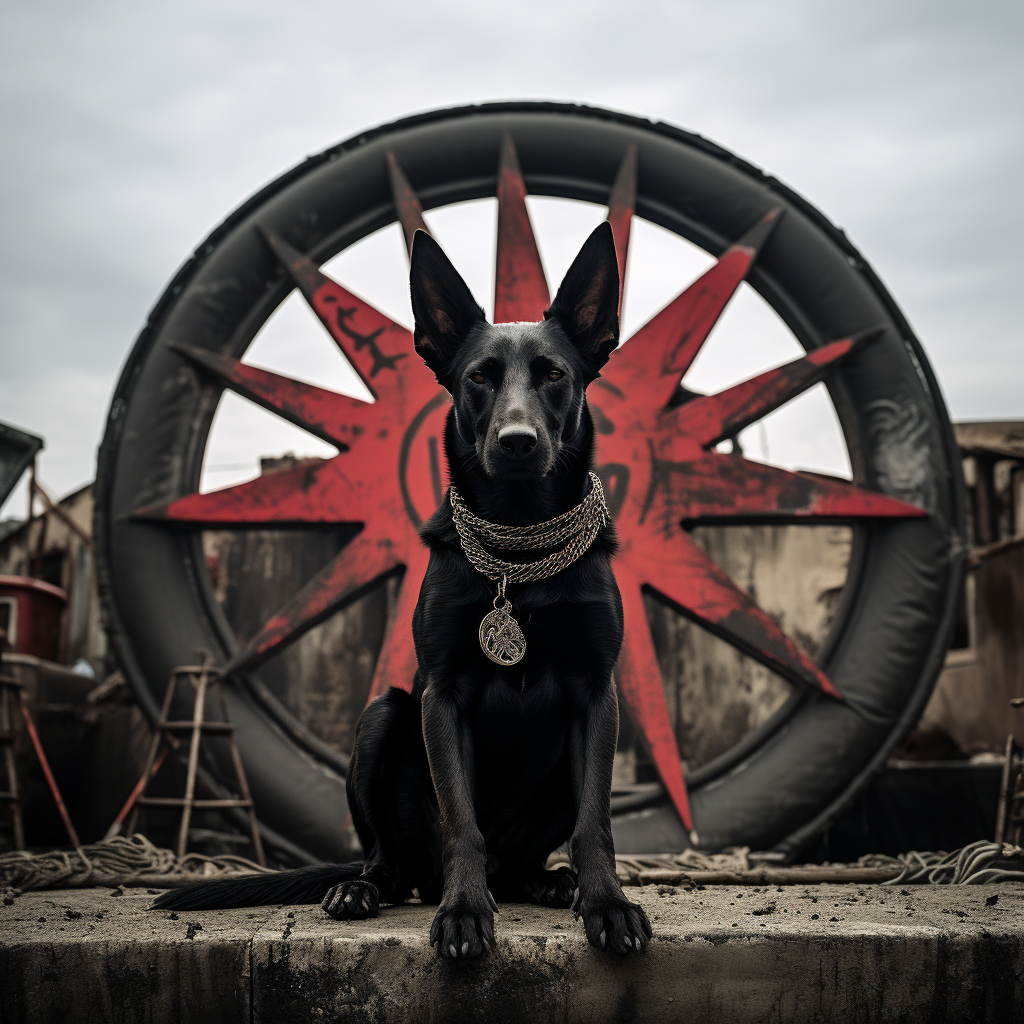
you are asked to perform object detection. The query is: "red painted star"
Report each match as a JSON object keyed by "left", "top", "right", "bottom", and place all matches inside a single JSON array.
[{"left": 136, "top": 135, "right": 924, "bottom": 836}]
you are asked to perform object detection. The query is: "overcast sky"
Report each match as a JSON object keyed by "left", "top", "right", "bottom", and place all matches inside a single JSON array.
[{"left": 1, "top": 0, "right": 1021, "bottom": 517}]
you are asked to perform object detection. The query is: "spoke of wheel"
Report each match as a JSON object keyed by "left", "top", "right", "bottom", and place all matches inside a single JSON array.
[
  {"left": 622, "top": 532, "right": 840, "bottom": 697},
  {"left": 223, "top": 531, "right": 404, "bottom": 675},
  {"left": 605, "top": 144, "right": 637, "bottom": 311},
  {"left": 170, "top": 343, "right": 371, "bottom": 450},
  {"left": 260, "top": 228, "right": 412, "bottom": 396},
  {"left": 643, "top": 451, "right": 927, "bottom": 524},
  {"left": 387, "top": 151, "right": 431, "bottom": 253},
  {"left": 365, "top": 544, "right": 430, "bottom": 703},
  {"left": 602, "top": 208, "right": 784, "bottom": 408},
  {"left": 616, "top": 565, "right": 695, "bottom": 836},
  {"left": 494, "top": 133, "right": 550, "bottom": 323},
  {"left": 671, "top": 329, "right": 884, "bottom": 449},
  {"left": 132, "top": 457, "right": 367, "bottom": 527}
]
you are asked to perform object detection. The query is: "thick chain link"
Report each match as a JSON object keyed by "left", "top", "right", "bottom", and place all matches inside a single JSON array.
[{"left": 449, "top": 472, "right": 611, "bottom": 585}]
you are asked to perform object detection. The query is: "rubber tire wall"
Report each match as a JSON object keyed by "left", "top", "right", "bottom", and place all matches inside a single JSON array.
[{"left": 94, "top": 102, "right": 965, "bottom": 862}]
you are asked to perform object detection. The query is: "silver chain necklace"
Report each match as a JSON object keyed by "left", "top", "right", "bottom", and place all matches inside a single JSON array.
[{"left": 449, "top": 472, "right": 611, "bottom": 667}]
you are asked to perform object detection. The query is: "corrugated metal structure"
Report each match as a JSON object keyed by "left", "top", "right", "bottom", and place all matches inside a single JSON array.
[{"left": 921, "top": 422, "right": 1024, "bottom": 752}]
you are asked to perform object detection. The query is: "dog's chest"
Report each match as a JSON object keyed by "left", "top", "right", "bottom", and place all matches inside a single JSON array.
[
  {"left": 513, "top": 590, "right": 622, "bottom": 675},
  {"left": 473, "top": 669, "right": 569, "bottom": 778}
]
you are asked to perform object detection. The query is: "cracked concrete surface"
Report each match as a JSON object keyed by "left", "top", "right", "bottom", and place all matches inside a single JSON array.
[{"left": 2, "top": 884, "right": 1023, "bottom": 1022}]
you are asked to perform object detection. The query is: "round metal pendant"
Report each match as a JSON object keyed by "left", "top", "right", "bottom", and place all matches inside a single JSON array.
[{"left": 479, "top": 605, "right": 526, "bottom": 666}]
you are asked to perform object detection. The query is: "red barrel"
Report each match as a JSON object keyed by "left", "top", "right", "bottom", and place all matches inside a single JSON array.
[{"left": 0, "top": 575, "right": 68, "bottom": 661}]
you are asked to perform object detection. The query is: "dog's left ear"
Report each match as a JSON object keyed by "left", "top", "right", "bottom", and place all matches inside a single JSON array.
[
  {"left": 544, "top": 221, "right": 620, "bottom": 378},
  {"left": 410, "top": 229, "right": 486, "bottom": 381}
]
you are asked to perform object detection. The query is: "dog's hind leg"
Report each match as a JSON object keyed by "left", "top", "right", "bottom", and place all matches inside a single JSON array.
[
  {"left": 493, "top": 865, "right": 578, "bottom": 909},
  {"left": 324, "top": 687, "right": 440, "bottom": 921},
  {"left": 486, "top": 773, "right": 578, "bottom": 909}
]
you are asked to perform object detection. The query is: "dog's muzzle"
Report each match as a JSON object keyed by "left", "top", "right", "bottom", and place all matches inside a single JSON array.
[{"left": 497, "top": 425, "right": 538, "bottom": 459}]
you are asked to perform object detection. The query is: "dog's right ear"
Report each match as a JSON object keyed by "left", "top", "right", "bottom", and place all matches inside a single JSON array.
[{"left": 410, "top": 230, "right": 486, "bottom": 379}]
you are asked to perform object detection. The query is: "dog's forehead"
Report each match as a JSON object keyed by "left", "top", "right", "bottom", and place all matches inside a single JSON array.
[{"left": 468, "top": 321, "right": 572, "bottom": 364}]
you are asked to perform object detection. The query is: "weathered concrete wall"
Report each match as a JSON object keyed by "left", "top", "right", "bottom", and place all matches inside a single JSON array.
[
  {"left": 646, "top": 523, "right": 851, "bottom": 771},
  {"left": 924, "top": 541, "right": 1024, "bottom": 752},
  {"left": 203, "top": 526, "right": 392, "bottom": 758},
  {"left": 3, "top": 885, "right": 1022, "bottom": 1023}
]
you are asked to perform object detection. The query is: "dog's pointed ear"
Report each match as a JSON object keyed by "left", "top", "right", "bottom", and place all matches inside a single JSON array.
[
  {"left": 410, "top": 230, "right": 486, "bottom": 378},
  {"left": 544, "top": 221, "right": 620, "bottom": 377}
]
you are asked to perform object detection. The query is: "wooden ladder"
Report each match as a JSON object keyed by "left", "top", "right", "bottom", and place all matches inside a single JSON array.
[
  {"left": 126, "top": 663, "right": 265, "bottom": 865},
  {"left": 0, "top": 675, "right": 25, "bottom": 850}
]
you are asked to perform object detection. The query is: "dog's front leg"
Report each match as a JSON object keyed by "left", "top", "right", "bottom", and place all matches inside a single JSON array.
[
  {"left": 421, "top": 681, "right": 496, "bottom": 959},
  {"left": 569, "top": 678, "right": 652, "bottom": 954}
]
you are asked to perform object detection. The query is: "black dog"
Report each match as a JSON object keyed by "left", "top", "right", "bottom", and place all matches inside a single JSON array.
[{"left": 155, "top": 221, "right": 652, "bottom": 958}]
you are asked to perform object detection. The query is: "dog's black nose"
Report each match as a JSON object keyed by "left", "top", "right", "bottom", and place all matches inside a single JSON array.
[{"left": 498, "top": 425, "right": 538, "bottom": 458}]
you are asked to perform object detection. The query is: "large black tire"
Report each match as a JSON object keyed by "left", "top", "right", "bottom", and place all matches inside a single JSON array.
[{"left": 95, "top": 102, "right": 965, "bottom": 861}]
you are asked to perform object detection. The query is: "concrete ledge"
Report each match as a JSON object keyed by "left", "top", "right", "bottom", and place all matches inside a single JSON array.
[{"left": 2, "top": 884, "right": 1023, "bottom": 1023}]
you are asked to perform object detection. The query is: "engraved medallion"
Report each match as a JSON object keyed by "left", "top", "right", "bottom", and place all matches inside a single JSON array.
[{"left": 478, "top": 600, "right": 526, "bottom": 666}]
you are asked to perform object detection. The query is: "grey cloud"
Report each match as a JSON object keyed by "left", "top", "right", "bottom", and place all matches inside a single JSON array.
[{"left": 0, "top": 0, "right": 1021, "bottom": 502}]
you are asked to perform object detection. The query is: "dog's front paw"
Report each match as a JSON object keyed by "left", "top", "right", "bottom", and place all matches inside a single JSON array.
[
  {"left": 532, "top": 866, "right": 578, "bottom": 909},
  {"left": 429, "top": 896, "right": 496, "bottom": 960},
  {"left": 577, "top": 895, "right": 652, "bottom": 954},
  {"left": 321, "top": 879, "right": 379, "bottom": 920}
]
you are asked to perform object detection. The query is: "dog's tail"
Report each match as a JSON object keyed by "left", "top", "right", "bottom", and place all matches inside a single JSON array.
[{"left": 150, "top": 861, "right": 365, "bottom": 911}]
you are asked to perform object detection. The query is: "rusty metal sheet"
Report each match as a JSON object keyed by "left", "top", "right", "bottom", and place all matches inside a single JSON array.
[
  {"left": 364, "top": 546, "right": 429, "bottom": 704},
  {"left": 642, "top": 455, "right": 926, "bottom": 525},
  {"left": 170, "top": 343, "right": 363, "bottom": 449},
  {"left": 387, "top": 151, "right": 431, "bottom": 253},
  {"left": 494, "top": 133, "right": 550, "bottom": 323},
  {"left": 601, "top": 208, "right": 783, "bottom": 409},
  {"left": 260, "top": 228, "right": 416, "bottom": 395},
  {"left": 138, "top": 233, "right": 453, "bottom": 691},
  {"left": 671, "top": 331, "right": 882, "bottom": 450},
  {"left": 622, "top": 531, "right": 839, "bottom": 698},
  {"left": 616, "top": 564, "right": 695, "bottom": 832},
  {"left": 134, "top": 458, "right": 355, "bottom": 526},
  {"left": 224, "top": 532, "right": 403, "bottom": 674},
  {"left": 606, "top": 144, "right": 637, "bottom": 307}
]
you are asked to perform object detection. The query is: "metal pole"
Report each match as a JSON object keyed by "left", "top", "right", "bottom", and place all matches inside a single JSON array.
[
  {"left": 18, "top": 692, "right": 82, "bottom": 851},
  {"left": 995, "top": 733, "right": 1015, "bottom": 846}
]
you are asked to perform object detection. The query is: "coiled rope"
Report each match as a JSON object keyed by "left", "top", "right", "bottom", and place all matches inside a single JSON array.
[
  {"left": 562, "top": 842, "right": 1024, "bottom": 887},
  {"left": 881, "top": 840, "right": 1024, "bottom": 885},
  {"left": 0, "top": 834, "right": 274, "bottom": 893},
  {"left": 4, "top": 837, "right": 1022, "bottom": 893}
]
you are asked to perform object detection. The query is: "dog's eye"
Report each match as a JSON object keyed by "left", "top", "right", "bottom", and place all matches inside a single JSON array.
[
  {"left": 546, "top": 369, "right": 564, "bottom": 382},
  {"left": 469, "top": 372, "right": 486, "bottom": 384}
]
